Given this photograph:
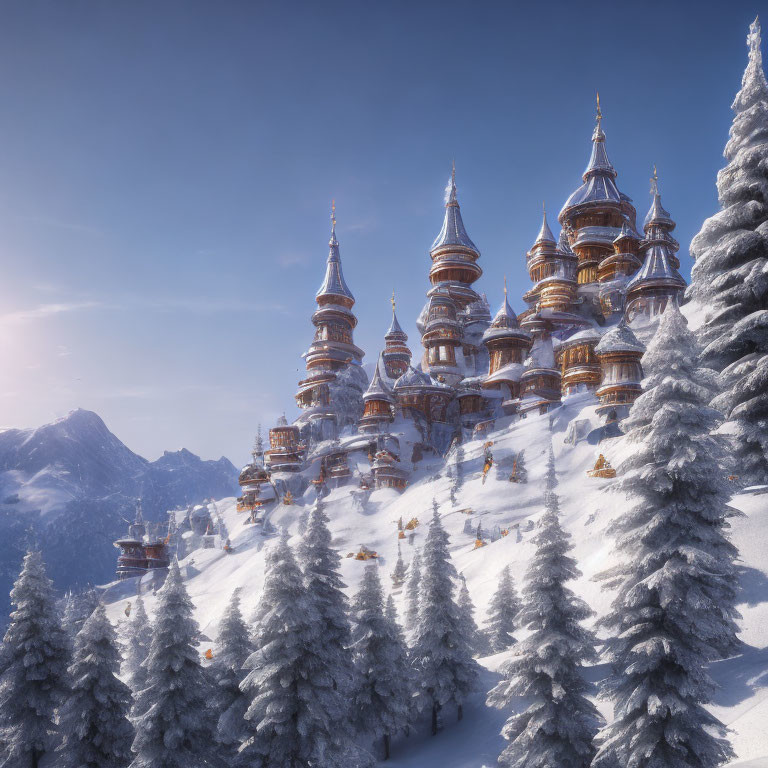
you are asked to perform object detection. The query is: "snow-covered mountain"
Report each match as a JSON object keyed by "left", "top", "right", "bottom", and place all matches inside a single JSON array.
[
  {"left": 0, "top": 409, "right": 238, "bottom": 614},
  {"left": 102, "top": 396, "right": 768, "bottom": 767}
]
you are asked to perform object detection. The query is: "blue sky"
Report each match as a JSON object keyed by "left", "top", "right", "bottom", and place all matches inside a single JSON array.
[{"left": 0, "top": 0, "right": 759, "bottom": 463}]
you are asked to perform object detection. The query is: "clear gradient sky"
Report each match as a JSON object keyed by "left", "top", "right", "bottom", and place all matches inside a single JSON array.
[{"left": 0, "top": 0, "right": 759, "bottom": 464}]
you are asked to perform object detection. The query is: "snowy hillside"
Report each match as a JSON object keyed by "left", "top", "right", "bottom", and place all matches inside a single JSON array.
[
  {"left": 102, "top": 395, "right": 768, "bottom": 767},
  {"left": 0, "top": 409, "right": 239, "bottom": 614}
]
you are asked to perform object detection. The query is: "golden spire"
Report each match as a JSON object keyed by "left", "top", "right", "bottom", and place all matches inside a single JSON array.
[
  {"left": 596, "top": 92, "right": 602, "bottom": 126},
  {"left": 331, "top": 199, "right": 336, "bottom": 232},
  {"left": 391, "top": 290, "right": 396, "bottom": 312},
  {"left": 503, "top": 275, "right": 508, "bottom": 297},
  {"left": 650, "top": 164, "right": 659, "bottom": 195}
]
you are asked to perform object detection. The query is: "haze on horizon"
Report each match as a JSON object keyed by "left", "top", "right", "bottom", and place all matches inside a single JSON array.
[{"left": 0, "top": 0, "right": 757, "bottom": 464}]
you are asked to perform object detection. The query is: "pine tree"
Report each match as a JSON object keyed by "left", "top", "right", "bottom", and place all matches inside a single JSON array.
[
  {"left": 483, "top": 566, "right": 520, "bottom": 654},
  {"left": 0, "top": 550, "right": 70, "bottom": 768},
  {"left": 130, "top": 561, "right": 221, "bottom": 768},
  {"left": 513, "top": 450, "right": 527, "bottom": 483},
  {"left": 456, "top": 574, "right": 484, "bottom": 656},
  {"left": 689, "top": 18, "right": 768, "bottom": 485},
  {"left": 58, "top": 605, "right": 134, "bottom": 768},
  {"left": 122, "top": 594, "right": 152, "bottom": 701},
  {"left": 211, "top": 589, "right": 252, "bottom": 753},
  {"left": 487, "top": 477, "right": 600, "bottom": 768},
  {"left": 411, "top": 510, "right": 480, "bottom": 734},
  {"left": 545, "top": 442, "right": 557, "bottom": 491},
  {"left": 61, "top": 588, "right": 101, "bottom": 644},
  {"left": 297, "top": 503, "right": 354, "bottom": 698},
  {"left": 404, "top": 548, "right": 422, "bottom": 637},
  {"left": 350, "top": 564, "right": 412, "bottom": 760},
  {"left": 391, "top": 541, "right": 408, "bottom": 588},
  {"left": 593, "top": 301, "right": 739, "bottom": 768},
  {"left": 240, "top": 532, "right": 371, "bottom": 767}
]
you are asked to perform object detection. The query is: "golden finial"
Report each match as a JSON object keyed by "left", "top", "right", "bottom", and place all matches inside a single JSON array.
[
  {"left": 596, "top": 92, "right": 602, "bottom": 122},
  {"left": 503, "top": 275, "right": 508, "bottom": 297},
  {"left": 650, "top": 165, "right": 659, "bottom": 196},
  {"left": 391, "top": 290, "right": 396, "bottom": 312},
  {"left": 451, "top": 158, "right": 456, "bottom": 186}
]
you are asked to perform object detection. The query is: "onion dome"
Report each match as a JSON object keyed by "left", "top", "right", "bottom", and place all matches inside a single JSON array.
[
  {"left": 643, "top": 168, "right": 675, "bottom": 232},
  {"left": 430, "top": 163, "right": 479, "bottom": 256},
  {"left": 560, "top": 95, "right": 622, "bottom": 218},
  {"left": 595, "top": 319, "right": 645, "bottom": 355},
  {"left": 364, "top": 356, "right": 394, "bottom": 403},
  {"left": 316, "top": 202, "right": 355, "bottom": 302},
  {"left": 626, "top": 242, "right": 686, "bottom": 291}
]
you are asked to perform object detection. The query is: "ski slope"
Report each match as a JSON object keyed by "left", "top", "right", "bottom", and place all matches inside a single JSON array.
[{"left": 103, "top": 394, "right": 768, "bottom": 767}]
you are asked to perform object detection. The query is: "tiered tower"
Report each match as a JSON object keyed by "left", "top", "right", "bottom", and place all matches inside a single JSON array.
[
  {"left": 359, "top": 355, "right": 396, "bottom": 433},
  {"left": 421, "top": 164, "right": 484, "bottom": 384},
  {"left": 559, "top": 96, "right": 640, "bottom": 321},
  {"left": 295, "top": 203, "right": 367, "bottom": 439},
  {"left": 554, "top": 328, "right": 602, "bottom": 396},
  {"left": 595, "top": 319, "right": 645, "bottom": 418},
  {"left": 625, "top": 169, "right": 686, "bottom": 320},
  {"left": 481, "top": 280, "right": 533, "bottom": 413},
  {"left": 382, "top": 293, "right": 412, "bottom": 379},
  {"left": 521, "top": 211, "right": 580, "bottom": 333}
]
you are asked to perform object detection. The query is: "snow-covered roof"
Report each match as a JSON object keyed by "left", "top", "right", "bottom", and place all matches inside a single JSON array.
[
  {"left": 430, "top": 167, "right": 479, "bottom": 255},
  {"left": 316, "top": 215, "right": 355, "bottom": 302},
  {"left": 385, "top": 310, "right": 407, "bottom": 341},
  {"left": 533, "top": 211, "right": 556, "bottom": 245},
  {"left": 559, "top": 327, "right": 601, "bottom": 346},
  {"left": 363, "top": 357, "right": 395, "bottom": 403},
  {"left": 595, "top": 320, "right": 645, "bottom": 355},
  {"left": 525, "top": 336, "right": 556, "bottom": 369},
  {"left": 627, "top": 243, "right": 686, "bottom": 291},
  {"left": 560, "top": 112, "right": 627, "bottom": 218},
  {"left": 485, "top": 362, "right": 526, "bottom": 384},
  {"left": 393, "top": 366, "right": 432, "bottom": 390}
]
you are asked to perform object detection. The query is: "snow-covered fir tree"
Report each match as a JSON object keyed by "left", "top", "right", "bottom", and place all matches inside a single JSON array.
[
  {"left": 240, "top": 532, "right": 371, "bottom": 768},
  {"left": 391, "top": 540, "right": 407, "bottom": 588},
  {"left": 545, "top": 442, "right": 557, "bottom": 491},
  {"left": 404, "top": 548, "right": 422, "bottom": 637},
  {"left": 456, "top": 574, "right": 485, "bottom": 656},
  {"left": 593, "top": 301, "right": 740, "bottom": 768},
  {"left": 689, "top": 18, "right": 768, "bottom": 485},
  {"left": 487, "top": 475, "right": 600, "bottom": 768},
  {"left": 0, "top": 550, "right": 70, "bottom": 768},
  {"left": 350, "top": 564, "right": 412, "bottom": 760},
  {"left": 61, "top": 588, "right": 101, "bottom": 644},
  {"left": 122, "top": 593, "right": 152, "bottom": 702},
  {"left": 411, "top": 510, "right": 480, "bottom": 734},
  {"left": 297, "top": 502, "right": 354, "bottom": 698},
  {"left": 58, "top": 604, "right": 134, "bottom": 768},
  {"left": 130, "top": 561, "right": 221, "bottom": 768},
  {"left": 513, "top": 450, "right": 527, "bottom": 483},
  {"left": 483, "top": 565, "right": 520, "bottom": 654},
  {"left": 210, "top": 589, "right": 252, "bottom": 754}
]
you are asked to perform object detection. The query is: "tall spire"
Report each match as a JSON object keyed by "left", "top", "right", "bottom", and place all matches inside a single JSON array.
[
  {"left": 534, "top": 204, "right": 556, "bottom": 245},
  {"left": 584, "top": 92, "right": 616, "bottom": 179},
  {"left": 430, "top": 162, "right": 479, "bottom": 254},
  {"left": 644, "top": 165, "right": 674, "bottom": 231},
  {"left": 316, "top": 200, "right": 355, "bottom": 302}
]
